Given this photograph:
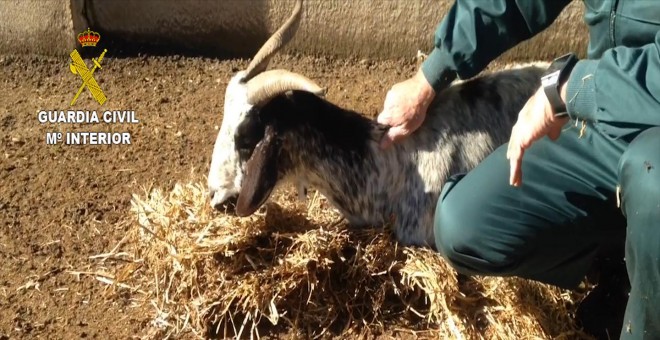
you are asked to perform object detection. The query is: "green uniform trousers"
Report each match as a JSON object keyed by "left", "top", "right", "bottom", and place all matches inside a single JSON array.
[{"left": 434, "top": 123, "right": 660, "bottom": 339}]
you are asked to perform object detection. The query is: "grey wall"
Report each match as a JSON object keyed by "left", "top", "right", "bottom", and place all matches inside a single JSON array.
[
  {"left": 0, "top": 0, "right": 75, "bottom": 56},
  {"left": 1, "top": 0, "right": 588, "bottom": 62}
]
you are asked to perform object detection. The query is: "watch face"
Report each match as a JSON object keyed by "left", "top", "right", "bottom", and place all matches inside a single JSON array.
[
  {"left": 542, "top": 70, "right": 560, "bottom": 88},
  {"left": 542, "top": 53, "right": 575, "bottom": 88},
  {"left": 542, "top": 53, "right": 577, "bottom": 116}
]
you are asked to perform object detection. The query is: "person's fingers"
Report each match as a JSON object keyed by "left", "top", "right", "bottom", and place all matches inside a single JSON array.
[
  {"left": 506, "top": 123, "right": 523, "bottom": 186},
  {"left": 408, "top": 111, "right": 425, "bottom": 132},
  {"left": 376, "top": 109, "right": 400, "bottom": 149},
  {"left": 519, "top": 127, "right": 536, "bottom": 149},
  {"left": 376, "top": 108, "right": 392, "bottom": 125},
  {"left": 509, "top": 145, "right": 523, "bottom": 187},
  {"left": 380, "top": 124, "right": 409, "bottom": 149},
  {"left": 547, "top": 128, "right": 560, "bottom": 141},
  {"left": 388, "top": 124, "right": 411, "bottom": 142},
  {"left": 547, "top": 122, "right": 563, "bottom": 141},
  {"left": 379, "top": 133, "right": 394, "bottom": 149},
  {"left": 516, "top": 102, "right": 537, "bottom": 149},
  {"left": 506, "top": 123, "right": 520, "bottom": 160},
  {"left": 378, "top": 88, "right": 402, "bottom": 123}
]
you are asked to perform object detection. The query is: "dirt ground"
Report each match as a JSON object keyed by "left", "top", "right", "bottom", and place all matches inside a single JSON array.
[{"left": 0, "top": 52, "right": 435, "bottom": 339}]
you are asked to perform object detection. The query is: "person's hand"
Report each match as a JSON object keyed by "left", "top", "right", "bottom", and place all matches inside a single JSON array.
[
  {"left": 506, "top": 83, "right": 570, "bottom": 187},
  {"left": 377, "top": 70, "right": 436, "bottom": 149}
]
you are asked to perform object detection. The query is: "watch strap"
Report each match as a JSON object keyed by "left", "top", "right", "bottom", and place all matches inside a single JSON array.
[{"left": 542, "top": 53, "right": 578, "bottom": 118}]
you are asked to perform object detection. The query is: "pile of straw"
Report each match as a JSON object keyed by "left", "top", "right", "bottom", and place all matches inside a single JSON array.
[{"left": 120, "top": 181, "right": 593, "bottom": 339}]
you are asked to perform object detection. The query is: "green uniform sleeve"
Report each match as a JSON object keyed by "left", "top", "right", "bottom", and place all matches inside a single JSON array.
[
  {"left": 421, "top": 0, "right": 572, "bottom": 92},
  {"left": 566, "top": 31, "right": 660, "bottom": 127}
]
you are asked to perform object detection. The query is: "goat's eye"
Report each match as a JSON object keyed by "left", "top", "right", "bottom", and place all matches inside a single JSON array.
[
  {"left": 234, "top": 115, "right": 265, "bottom": 161},
  {"left": 235, "top": 126, "right": 263, "bottom": 150},
  {"left": 235, "top": 135, "right": 256, "bottom": 150}
]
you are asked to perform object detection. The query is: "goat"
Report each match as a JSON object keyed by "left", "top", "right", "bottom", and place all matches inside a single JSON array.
[{"left": 207, "top": 0, "right": 545, "bottom": 247}]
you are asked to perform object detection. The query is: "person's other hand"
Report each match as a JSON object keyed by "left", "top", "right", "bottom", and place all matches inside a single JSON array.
[
  {"left": 506, "top": 83, "right": 570, "bottom": 187},
  {"left": 377, "top": 70, "right": 436, "bottom": 149}
]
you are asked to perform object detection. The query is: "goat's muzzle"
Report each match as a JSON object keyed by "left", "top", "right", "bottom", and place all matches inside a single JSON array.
[{"left": 210, "top": 191, "right": 239, "bottom": 214}]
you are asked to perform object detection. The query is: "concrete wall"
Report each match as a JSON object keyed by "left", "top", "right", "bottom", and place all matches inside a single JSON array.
[
  {"left": 0, "top": 0, "right": 75, "bottom": 56},
  {"left": 1, "top": 0, "right": 588, "bottom": 62}
]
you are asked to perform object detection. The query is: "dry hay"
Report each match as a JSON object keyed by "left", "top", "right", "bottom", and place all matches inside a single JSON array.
[{"left": 99, "top": 179, "right": 595, "bottom": 339}]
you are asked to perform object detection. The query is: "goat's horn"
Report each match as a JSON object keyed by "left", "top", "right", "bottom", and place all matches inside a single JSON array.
[
  {"left": 242, "top": 0, "right": 304, "bottom": 82},
  {"left": 246, "top": 69, "right": 325, "bottom": 106}
]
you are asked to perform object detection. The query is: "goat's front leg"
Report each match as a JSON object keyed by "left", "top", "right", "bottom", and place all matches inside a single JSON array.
[{"left": 391, "top": 193, "right": 437, "bottom": 247}]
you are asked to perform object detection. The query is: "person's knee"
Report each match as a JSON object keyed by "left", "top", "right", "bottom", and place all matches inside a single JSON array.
[
  {"left": 433, "top": 179, "right": 522, "bottom": 276},
  {"left": 617, "top": 128, "right": 660, "bottom": 340},
  {"left": 618, "top": 127, "right": 660, "bottom": 219},
  {"left": 618, "top": 127, "right": 660, "bottom": 273}
]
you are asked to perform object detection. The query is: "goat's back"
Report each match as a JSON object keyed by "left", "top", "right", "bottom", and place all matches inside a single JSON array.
[
  {"left": 424, "top": 64, "right": 545, "bottom": 137},
  {"left": 377, "top": 64, "right": 545, "bottom": 246},
  {"left": 409, "top": 64, "right": 545, "bottom": 173}
]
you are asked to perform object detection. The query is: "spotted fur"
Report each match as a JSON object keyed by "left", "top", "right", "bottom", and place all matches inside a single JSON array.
[{"left": 209, "top": 64, "right": 545, "bottom": 247}]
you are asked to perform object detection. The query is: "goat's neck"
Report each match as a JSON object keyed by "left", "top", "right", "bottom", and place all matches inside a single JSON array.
[{"left": 275, "top": 101, "right": 389, "bottom": 227}]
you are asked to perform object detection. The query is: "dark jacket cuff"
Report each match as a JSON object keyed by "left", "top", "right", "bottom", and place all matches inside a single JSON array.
[
  {"left": 565, "top": 59, "right": 599, "bottom": 121},
  {"left": 421, "top": 47, "right": 458, "bottom": 93}
]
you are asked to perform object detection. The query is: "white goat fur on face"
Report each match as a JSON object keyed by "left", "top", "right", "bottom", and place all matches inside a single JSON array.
[{"left": 208, "top": 71, "right": 253, "bottom": 208}]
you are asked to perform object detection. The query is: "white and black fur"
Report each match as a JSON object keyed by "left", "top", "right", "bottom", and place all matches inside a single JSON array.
[
  {"left": 211, "top": 65, "right": 545, "bottom": 248},
  {"left": 206, "top": 0, "right": 546, "bottom": 247}
]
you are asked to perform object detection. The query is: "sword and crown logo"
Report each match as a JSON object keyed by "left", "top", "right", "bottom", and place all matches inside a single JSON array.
[{"left": 69, "top": 28, "right": 108, "bottom": 106}]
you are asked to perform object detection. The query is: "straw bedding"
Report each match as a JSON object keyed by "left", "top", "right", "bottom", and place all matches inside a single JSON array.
[{"left": 99, "top": 178, "right": 596, "bottom": 339}]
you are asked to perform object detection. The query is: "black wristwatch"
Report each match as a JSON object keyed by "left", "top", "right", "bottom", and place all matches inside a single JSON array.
[{"left": 541, "top": 53, "right": 578, "bottom": 118}]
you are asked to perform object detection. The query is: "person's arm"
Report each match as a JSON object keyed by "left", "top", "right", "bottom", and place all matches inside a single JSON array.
[
  {"left": 422, "top": 0, "right": 573, "bottom": 92},
  {"left": 566, "top": 31, "right": 660, "bottom": 126}
]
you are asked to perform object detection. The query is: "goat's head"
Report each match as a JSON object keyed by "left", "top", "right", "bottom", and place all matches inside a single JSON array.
[{"left": 208, "top": 0, "right": 325, "bottom": 211}]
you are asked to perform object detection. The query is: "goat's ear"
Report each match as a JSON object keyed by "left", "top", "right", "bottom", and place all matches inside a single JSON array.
[{"left": 236, "top": 125, "right": 280, "bottom": 217}]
